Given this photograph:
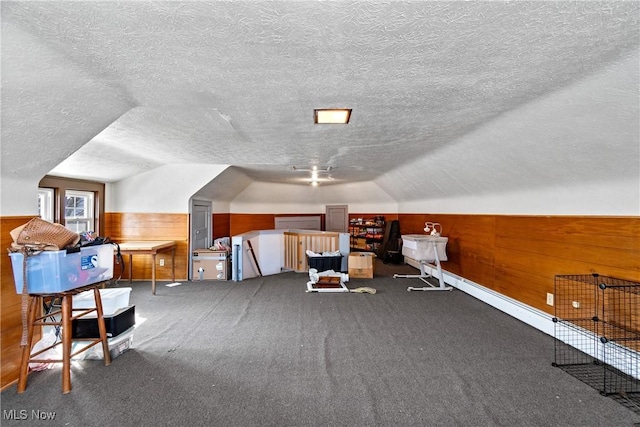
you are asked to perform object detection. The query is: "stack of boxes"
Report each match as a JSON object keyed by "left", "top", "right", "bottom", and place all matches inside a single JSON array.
[
  {"left": 8, "top": 243, "right": 133, "bottom": 360},
  {"left": 71, "top": 287, "right": 135, "bottom": 360}
]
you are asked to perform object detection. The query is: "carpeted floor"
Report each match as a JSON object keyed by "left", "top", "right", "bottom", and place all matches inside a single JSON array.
[{"left": 2, "top": 261, "right": 639, "bottom": 426}]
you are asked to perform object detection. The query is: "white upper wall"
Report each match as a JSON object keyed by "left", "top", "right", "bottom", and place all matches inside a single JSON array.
[
  {"left": 106, "top": 164, "right": 228, "bottom": 213},
  {"left": 399, "top": 177, "right": 639, "bottom": 216},
  {"left": 0, "top": 177, "right": 40, "bottom": 217},
  {"left": 230, "top": 181, "right": 398, "bottom": 214}
]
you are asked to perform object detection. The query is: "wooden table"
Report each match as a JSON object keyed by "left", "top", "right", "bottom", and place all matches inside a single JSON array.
[{"left": 118, "top": 241, "right": 176, "bottom": 295}]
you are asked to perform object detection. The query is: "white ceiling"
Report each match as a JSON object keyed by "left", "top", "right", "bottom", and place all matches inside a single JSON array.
[{"left": 1, "top": 1, "right": 639, "bottom": 194}]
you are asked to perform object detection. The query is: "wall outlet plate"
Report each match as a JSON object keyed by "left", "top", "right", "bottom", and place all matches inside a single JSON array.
[{"left": 546, "top": 293, "right": 554, "bottom": 306}]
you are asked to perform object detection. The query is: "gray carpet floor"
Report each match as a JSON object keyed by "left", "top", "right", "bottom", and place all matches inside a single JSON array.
[{"left": 2, "top": 264, "right": 639, "bottom": 426}]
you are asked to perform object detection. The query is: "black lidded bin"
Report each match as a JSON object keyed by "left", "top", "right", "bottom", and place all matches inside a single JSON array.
[
  {"left": 72, "top": 305, "right": 135, "bottom": 338},
  {"left": 307, "top": 255, "right": 343, "bottom": 272}
]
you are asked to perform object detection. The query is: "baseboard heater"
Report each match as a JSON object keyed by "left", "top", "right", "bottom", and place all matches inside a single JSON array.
[
  {"left": 405, "top": 257, "right": 554, "bottom": 334},
  {"left": 408, "top": 257, "right": 639, "bottom": 380}
]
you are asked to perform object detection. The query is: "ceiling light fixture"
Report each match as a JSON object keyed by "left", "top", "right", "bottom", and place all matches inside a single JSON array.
[
  {"left": 292, "top": 166, "right": 332, "bottom": 173},
  {"left": 292, "top": 165, "right": 332, "bottom": 186},
  {"left": 314, "top": 109, "right": 351, "bottom": 124}
]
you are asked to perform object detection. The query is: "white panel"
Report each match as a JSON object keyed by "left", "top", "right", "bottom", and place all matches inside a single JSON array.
[
  {"left": 275, "top": 216, "right": 321, "bottom": 230},
  {"left": 254, "top": 232, "right": 284, "bottom": 276}
]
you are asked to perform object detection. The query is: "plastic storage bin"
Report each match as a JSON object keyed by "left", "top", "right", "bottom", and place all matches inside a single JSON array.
[
  {"left": 72, "top": 305, "right": 135, "bottom": 338},
  {"left": 72, "top": 325, "right": 134, "bottom": 360},
  {"left": 308, "top": 255, "right": 343, "bottom": 272},
  {"left": 9, "top": 244, "right": 114, "bottom": 294},
  {"left": 72, "top": 287, "right": 132, "bottom": 316}
]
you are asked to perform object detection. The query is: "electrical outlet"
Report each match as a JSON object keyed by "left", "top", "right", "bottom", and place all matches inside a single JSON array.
[
  {"left": 546, "top": 293, "right": 554, "bottom": 306},
  {"left": 572, "top": 301, "right": 580, "bottom": 309},
  {"left": 159, "top": 258, "right": 165, "bottom": 267}
]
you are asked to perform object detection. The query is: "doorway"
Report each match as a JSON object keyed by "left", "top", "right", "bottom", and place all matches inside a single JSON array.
[{"left": 190, "top": 199, "right": 212, "bottom": 279}]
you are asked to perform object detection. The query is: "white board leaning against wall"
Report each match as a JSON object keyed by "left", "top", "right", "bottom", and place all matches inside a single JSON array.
[{"left": 274, "top": 216, "right": 321, "bottom": 231}]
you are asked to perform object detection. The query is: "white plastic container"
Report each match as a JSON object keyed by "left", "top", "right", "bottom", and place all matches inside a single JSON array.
[
  {"left": 401, "top": 235, "right": 448, "bottom": 262},
  {"left": 73, "top": 287, "right": 132, "bottom": 316},
  {"left": 72, "top": 326, "right": 134, "bottom": 360}
]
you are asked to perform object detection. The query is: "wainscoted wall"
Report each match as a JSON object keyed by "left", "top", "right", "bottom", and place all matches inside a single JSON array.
[
  {"left": 1, "top": 216, "right": 36, "bottom": 389},
  {"left": 104, "top": 213, "right": 189, "bottom": 282},
  {"left": 213, "top": 213, "right": 231, "bottom": 240},
  {"left": 399, "top": 214, "right": 640, "bottom": 314},
  {"left": 2, "top": 212, "right": 638, "bottom": 389}
]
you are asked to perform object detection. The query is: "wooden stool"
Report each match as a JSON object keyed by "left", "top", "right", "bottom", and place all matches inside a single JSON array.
[{"left": 17, "top": 283, "right": 111, "bottom": 394}]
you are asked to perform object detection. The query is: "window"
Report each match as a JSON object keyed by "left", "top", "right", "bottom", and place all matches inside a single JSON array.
[
  {"left": 37, "top": 188, "right": 54, "bottom": 222},
  {"left": 39, "top": 176, "right": 105, "bottom": 236},
  {"left": 65, "top": 190, "right": 95, "bottom": 233}
]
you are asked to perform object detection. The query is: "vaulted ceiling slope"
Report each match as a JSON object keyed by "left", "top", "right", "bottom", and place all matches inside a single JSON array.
[{"left": 1, "top": 2, "right": 639, "bottom": 205}]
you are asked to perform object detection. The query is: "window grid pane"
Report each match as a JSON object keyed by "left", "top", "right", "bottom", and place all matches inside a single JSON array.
[{"left": 65, "top": 191, "right": 94, "bottom": 232}]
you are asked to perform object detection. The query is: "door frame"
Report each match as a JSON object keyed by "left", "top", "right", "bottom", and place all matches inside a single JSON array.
[
  {"left": 189, "top": 198, "right": 212, "bottom": 280},
  {"left": 325, "top": 204, "right": 349, "bottom": 232}
]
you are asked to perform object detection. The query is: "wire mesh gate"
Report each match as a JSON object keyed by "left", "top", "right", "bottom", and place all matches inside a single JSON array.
[{"left": 552, "top": 274, "right": 639, "bottom": 399}]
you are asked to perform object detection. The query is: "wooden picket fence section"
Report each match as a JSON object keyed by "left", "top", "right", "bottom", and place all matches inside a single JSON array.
[{"left": 284, "top": 231, "right": 341, "bottom": 272}]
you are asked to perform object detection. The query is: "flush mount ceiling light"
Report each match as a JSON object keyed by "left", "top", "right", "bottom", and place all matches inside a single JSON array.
[
  {"left": 291, "top": 166, "right": 332, "bottom": 173},
  {"left": 314, "top": 109, "right": 351, "bottom": 124}
]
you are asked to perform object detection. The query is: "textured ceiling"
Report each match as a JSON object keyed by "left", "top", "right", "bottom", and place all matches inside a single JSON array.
[{"left": 1, "top": 1, "right": 639, "bottom": 189}]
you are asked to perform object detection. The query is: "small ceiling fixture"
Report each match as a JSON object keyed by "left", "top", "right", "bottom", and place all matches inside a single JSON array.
[
  {"left": 292, "top": 165, "right": 332, "bottom": 186},
  {"left": 314, "top": 109, "right": 351, "bottom": 124},
  {"left": 292, "top": 165, "right": 332, "bottom": 172}
]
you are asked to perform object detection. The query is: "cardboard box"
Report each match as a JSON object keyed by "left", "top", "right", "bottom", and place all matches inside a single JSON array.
[
  {"left": 192, "top": 249, "right": 230, "bottom": 281},
  {"left": 348, "top": 252, "right": 376, "bottom": 279}
]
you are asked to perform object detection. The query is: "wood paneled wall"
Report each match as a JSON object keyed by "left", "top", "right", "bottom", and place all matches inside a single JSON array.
[
  {"left": 230, "top": 214, "right": 278, "bottom": 236},
  {"left": 1, "top": 216, "right": 39, "bottom": 389},
  {"left": 349, "top": 213, "right": 399, "bottom": 223},
  {"left": 399, "top": 214, "right": 640, "bottom": 313},
  {"left": 213, "top": 213, "right": 231, "bottom": 239},
  {"left": 105, "top": 213, "right": 189, "bottom": 281},
  {"left": 3, "top": 211, "right": 637, "bottom": 389}
]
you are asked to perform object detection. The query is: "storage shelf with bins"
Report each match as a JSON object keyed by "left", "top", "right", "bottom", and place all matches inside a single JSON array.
[{"left": 349, "top": 216, "right": 385, "bottom": 252}]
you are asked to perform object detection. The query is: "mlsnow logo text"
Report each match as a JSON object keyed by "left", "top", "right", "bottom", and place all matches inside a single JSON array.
[{"left": 3, "top": 409, "right": 56, "bottom": 420}]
